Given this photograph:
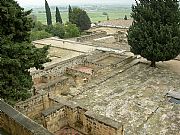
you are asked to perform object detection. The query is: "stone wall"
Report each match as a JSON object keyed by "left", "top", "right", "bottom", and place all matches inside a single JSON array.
[
  {"left": 77, "top": 31, "right": 107, "bottom": 42},
  {"left": 0, "top": 100, "right": 53, "bottom": 135},
  {"left": 41, "top": 104, "right": 68, "bottom": 133},
  {"left": 35, "top": 76, "right": 70, "bottom": 96},
  {"left": 93, "top": 36, "right": 116, "bottom": 44},
  {"left": 31, "top": 55, "right": 87, "bottom": 85},
  {"left": 15, "top": 92, "right": 50, "bottom": 118},
  {"left": 41, "top": 97, "right": 123, "bottom": 135},
  {"left": 114, "top": 31, "right": 127, "bottom": 43},
  {"left": 15, "top": 74, "right": 72, "bottom": 118}
]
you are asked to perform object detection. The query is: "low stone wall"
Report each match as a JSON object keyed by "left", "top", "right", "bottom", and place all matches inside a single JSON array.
[
  {"left": 41, "top": 97, "right": 123, "bottom": 135},
  {"left": 35, "top": 76, "right": 70, "bottom": 96},
  {"left": 31, "top": 55, "right": 87, "bottom": 84},
  {"left": 15, "top": 92, "right": 50, "bottom": 118},
  {"left": 15, "top": 76, "right": 71, "bottom": 118},
  {"left": 93, "top": 36, "right": 116, "bottom": 44},
  {"left": 0, "top": 100, "right": 53, "bottom": 135},
  {"left": 114, "top": 31, "right": 127, "bottom": 43},
  {"left": 41, "top": 104, "right": 68, "bottom": 133},
  {"left": 77, "top": 31, "right": 107, "bottom": 42}
]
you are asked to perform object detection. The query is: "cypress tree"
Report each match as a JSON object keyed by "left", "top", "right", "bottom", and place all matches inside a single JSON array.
[
  {"left": 124, "top": 15, "right": 127, "bottom": 20},
  {"left": 68, "top": 5, "right": 72, "bottom": 22},
  {"left": 0, "top": 0, "right": 50, "bottom": 104},
  {"left": 56, "top": 7, "right": 62, "bottom": 24},
  {"left": 45, "top": 0, "right": 52, "bottom": 25},
  {"left": 127, "top": 0, "right": 180, "bottom": 67}
]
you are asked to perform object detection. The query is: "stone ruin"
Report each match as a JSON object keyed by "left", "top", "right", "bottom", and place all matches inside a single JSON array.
[{"left": 0, "top": 23, "right": 180, "bottom": 135}]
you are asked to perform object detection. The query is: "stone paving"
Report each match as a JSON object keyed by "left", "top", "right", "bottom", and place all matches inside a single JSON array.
[{"left": 72, "top": 63, "right": 180, "bottom": 135}]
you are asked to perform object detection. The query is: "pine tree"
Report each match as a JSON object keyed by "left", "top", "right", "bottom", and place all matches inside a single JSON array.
[
  {"left": 0, "top": 0, "right": 50, "bottom": 104},
  {"left": 127, "top": 0, "right": 180, "bottom": 67},
  {"left": 56, "top": 7, "right": 62, "bottom": 24},
  {"left": 45, "top": 0, "right": 52, "bottom": 25},
  {"left": 68, "top": 5, "right": 72, "bottom": 22}
]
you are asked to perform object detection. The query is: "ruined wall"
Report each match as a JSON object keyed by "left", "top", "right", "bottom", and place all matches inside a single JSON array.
[
  {"left": 42, "top": 97, "right": 123, "bottom": 135},
  {"left": 114, "top": 31, "right": 127, "bottom": 43},
  {"left": 77, "top": 31, "right": 107, "bottom": 42},
  {"left": 31, "top": 55, "right": 87, "bottom": 84},
  {"left": 42, "top": 104, "right": 68, "bottom": 133},
  {"left": 93, "top": 36, "right": 116, "bottom": 44},
  {"left": 35, "top": 76, "right": 70, "bottom": 96},
  {"left": 0, "top": 100, "right": 53, "bottom": 135},
  {"left": 84, "top": 112, "right": 123, "bottom": 135},
  {"left": 15, "top": 92, "right": 50, "bottom": 118}
]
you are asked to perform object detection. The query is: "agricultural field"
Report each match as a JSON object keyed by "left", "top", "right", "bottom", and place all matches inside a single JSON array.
[{"left": 30, "top": 4, "right": 131, "bottom": 24}]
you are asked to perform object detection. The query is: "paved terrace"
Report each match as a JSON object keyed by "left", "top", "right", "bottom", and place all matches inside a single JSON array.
[
  {"left": 33, "top": 37, "right": 96, "bottom": 53},
  {"left": 72, "top": 63, "right": 180, "bottom": 134}
]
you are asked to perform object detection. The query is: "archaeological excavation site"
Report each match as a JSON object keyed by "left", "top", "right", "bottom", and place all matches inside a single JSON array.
[{"left": 0, "top": 19, "right": 180, "bottom": 135}]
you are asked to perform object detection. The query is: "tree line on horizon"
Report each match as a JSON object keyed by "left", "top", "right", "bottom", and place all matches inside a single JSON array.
[{"left": 45, "top": 0, "right": 91, "bottom": 31}]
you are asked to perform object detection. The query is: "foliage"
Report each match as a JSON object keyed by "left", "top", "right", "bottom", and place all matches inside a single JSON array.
[
  {"left": 102, "top": 12, "right": 108, "bottom": 16},
  {"left": 29, "top": 14, "right": 37, "bottom": 22},
  {"left": 68, "top": 5, "right": 73, "bottom": 22},
  {"left": 45, "top": 0, "right": 52, "bottom": 25},
  {"left": 30, "top": 30, "right": 52, "bottom": 41},
  {"left": 78, "top": 10, "right": 91, "bottom": 31},
  {"left": 32, "top": 21, "right": 46, "bottom": 31},
  {"left": 51, "top": 23, "right": 65, "bottom": 38},
  {"left": 127, "top": 0, "right": 180, "bottom": 67},
  {"left": 45, "top": 24, "right": 54, "bottom": 33},
  {"left": 56, "top": 7, "right": 63, "bottom": 24},
  {"left": 69, "top": 7, "right": 91, "bottom": 31},
  {"left": 69, "top": 8, "right": 82, "bottom": 25},
  {"left": 107, "top": 15, "right": 109, "bottom": 21},
  {"left": 0, "top": 0, "right": 50, "bottom": 104},
  {"left": 64, "top": 23, "right": 80, "bottom": 38},
  {"left": 124, "top": 15, "right": 127, "bottom": 20}
]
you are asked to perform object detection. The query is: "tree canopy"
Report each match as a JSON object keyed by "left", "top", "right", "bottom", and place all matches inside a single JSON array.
[
  {"left": 0, "top": 0, "right": 50, "bottom": 104},
  {"left": 69, "top": 7, "right": 91, "bottom": 31},
  {"left": 68, "top": 5, "right": 72, "bottom": 22},
  {"left": 64, "top": 23, "right": 80, "bottom": 38},
  {"left": 45, "top": 0, "right": 52, "bottom": 25},
  {"left": 127, "top": 0, "right": 180, "bottom": 67},
  {"left": 56, "top": 7, "right": 63, "bottom": 24},
  {"left": 78, "top": 10, "right": 91, "bottom": 31}
]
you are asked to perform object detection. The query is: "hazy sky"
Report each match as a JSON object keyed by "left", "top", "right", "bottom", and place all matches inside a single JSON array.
[{"left": 15, "top": 0, "right": 134, "bottom": 7}]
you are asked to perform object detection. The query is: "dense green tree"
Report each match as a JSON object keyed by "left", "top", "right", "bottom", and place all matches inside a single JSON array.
[
  {"left": 45, "top": 0, "right": 52, "bottom": 25},
  {"left": 52, "top": 23, "right": 65, "bottom": 38},
  {"left": 69, "top": 8, "right": 91, "bottom": 31},
  {"left": 56, "top": 7, "right": 62, "bottom": 24},
  {"left": 127, "top": 0, "right": 180, "bottom": 67},
  {"left": 69, "top": 8, "right": 82, "bottom": 25},
  {"left": 124, "top": 15, "right": 127, "bottom": 20},
  {"left": 32, "top": 21, "right": 46, "bottom": 31},
  {"left": 30, "top": 30, "right": 52, "bottom": 41},
  {"left": 0, "top": 0, "right": 50, "bottom": 104},
  {"left": 68, "top": 5, "right": 72, "bottom": 22},
  {"left": 64, "top": 23, "right": 80, "bottom": 38},
  {"left": 78, "top": 10, "right": 91, "bottom": 31},
  {"left": 45, "top": 24, "right": 54, "bottom": 34}
]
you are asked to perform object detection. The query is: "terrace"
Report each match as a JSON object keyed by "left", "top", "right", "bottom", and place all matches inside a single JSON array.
[{"left": 72, "top": 63, "right": 180, "bottom": 134}]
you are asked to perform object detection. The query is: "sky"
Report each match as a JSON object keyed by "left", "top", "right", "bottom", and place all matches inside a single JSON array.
[{"left": 15, "top": 0, "right": 134, "bottom": 7}]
